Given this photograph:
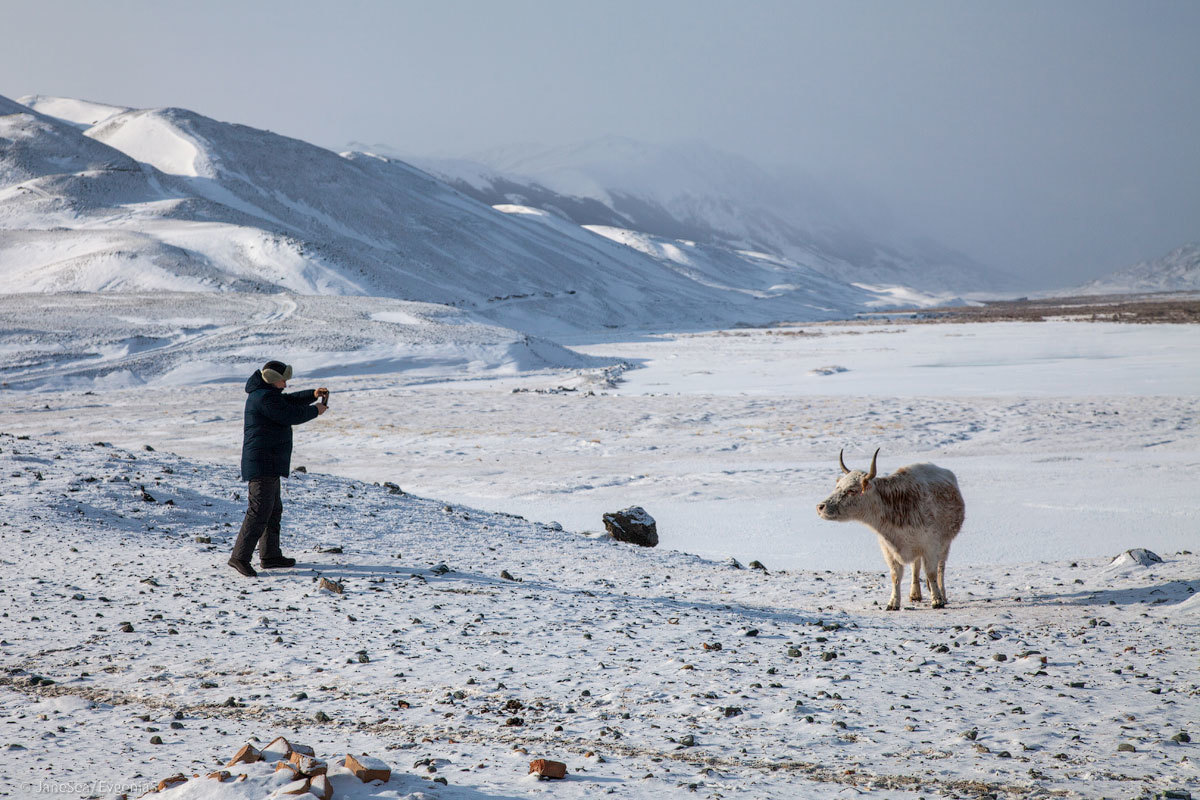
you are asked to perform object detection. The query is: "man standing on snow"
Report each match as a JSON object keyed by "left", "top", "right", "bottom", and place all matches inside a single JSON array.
[{"left": 228, "top": 360, "right": 328, "bottom": 578}]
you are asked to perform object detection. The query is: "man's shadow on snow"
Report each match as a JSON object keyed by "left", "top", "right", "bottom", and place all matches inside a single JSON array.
[{"left": 296, "top": 560, "right": 823, "bottom": 629}]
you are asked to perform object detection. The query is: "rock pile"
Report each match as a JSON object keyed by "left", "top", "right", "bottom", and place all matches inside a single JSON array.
[{"left": 147, "top": 737, "right": 391, "bottom": 797}]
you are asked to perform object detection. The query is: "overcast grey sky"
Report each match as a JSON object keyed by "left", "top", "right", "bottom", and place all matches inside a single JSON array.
[{"left": 3, "top": 0, "right": 1197, "bottom": 285}]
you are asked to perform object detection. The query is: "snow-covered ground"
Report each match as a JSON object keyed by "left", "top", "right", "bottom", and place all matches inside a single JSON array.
[
  {"left": 6, "top": 314, "right": 1196, "bottom": 571},
  {"left": 1, "top": 304, "right": 1197, "bottom": 798},
  {"left": 1, "top": 433, "right": 1196, "bottom": 800},
  {"left": 0, "top": 292, "right": 600, "bottom": 391}
]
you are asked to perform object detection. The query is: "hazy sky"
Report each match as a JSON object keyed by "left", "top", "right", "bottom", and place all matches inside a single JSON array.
[{"left": 3, "top": 0, "right": 1197, "bottom": 285}]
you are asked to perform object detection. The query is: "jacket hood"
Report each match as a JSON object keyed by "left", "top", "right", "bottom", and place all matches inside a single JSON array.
[{"left": 245, "top": 371, "right": 277, "bottom": 394}]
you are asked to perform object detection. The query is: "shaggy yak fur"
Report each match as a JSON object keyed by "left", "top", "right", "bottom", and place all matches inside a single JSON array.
[{"left": 817, "top": 449, "right": 964, "bottom": 610}]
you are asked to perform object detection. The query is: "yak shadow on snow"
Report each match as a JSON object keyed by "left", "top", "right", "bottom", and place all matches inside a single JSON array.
[{"left": 1025, "top": 579, "right": 1200, "bottom": 608}]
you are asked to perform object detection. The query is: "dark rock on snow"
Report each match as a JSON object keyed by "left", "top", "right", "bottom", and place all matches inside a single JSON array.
[{"left": 602, "top": 506, "right": 658, "bottom": 547}]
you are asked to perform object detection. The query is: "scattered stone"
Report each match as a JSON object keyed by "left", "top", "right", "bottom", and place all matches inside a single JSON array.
[
  {"left": 723, "top": 707, "right": 743, "bottom": 718},
  {"left": 279, "top": 777, "right": 311, "bottom": 795},
  {"left": 140, "top": 489, "right": 156, "bottom": 503},
  {"left": 143, "top": 445, "right": 155, "bottom": 452},
  {"left": 382, "top": 482, "right": 404, "bottom": 495},
  {"left": 529, "top": 759, "right": 568, "bottom": 779},
  {"left": 309, "top": 775, "right": 334, "bottom": 800},
  {"left": 748, "top": 560, "right": 767, "bottom": 572},
  {"left": 290, "top": 750, "right": 328, "bottom": 776},
  {"left": 430, "top": 563, "right": 451, "bottom": 575},
  {"left": 319, "top": 577, "right": 344, "bottom": 594},
  {"left": 346, "top": 753, "right": 392, "bottom": 783},
  {"left": 1117, "top": 742, "right": 1137, "bottom": 752},
  {"left": 227, "top": 743, "right": 262, "bottom": 767},
  {"left": 1171, "top": 731, "right": 1191, "bottom": 743},
  {"left": 206, "top": 771, "right": 231, "bottom": 782},
  {"left": 149, "top": 735, "right": 163, "bottom": 745},
  {"left": 679, "top": 734, "right": 696, "bottom": 747},
  {"left": 156, "top": 774, "right": 186, "bottom": 791},
  {"left": 293, "top": 466, "right": 307, "bottom": 474},
  {"left": 314, "top": 711, "right": 333, "bottom": 723},
  {"left": 500, "top": 570, "right": 519, "bottom": 581},
  {"left": 118, "top": 622, "right": 134, "bottom": 633},
  {"left": 320, "top": 546, "right": 343, "bottom": 554},
  {"left": 195, "top": 536, "right": 211, "bottom": 544},
  {"left": 1110, "top": 548, "right": 1163, "bottom": 567},
  {"left": 601, "top": 506, "right": 658, "bottom": 547},
  {"left": 261, "top": 736, "right": 291, "bottom": 762}
]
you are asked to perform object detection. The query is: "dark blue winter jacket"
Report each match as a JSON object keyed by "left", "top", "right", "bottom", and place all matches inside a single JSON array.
[{"left": 240, "top": 371, "right": 320, "bottom": 481}]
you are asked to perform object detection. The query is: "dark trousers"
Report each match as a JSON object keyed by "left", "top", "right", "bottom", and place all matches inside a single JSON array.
[{"left": 232, "top": 476, "right": 284, "bottom": 563}]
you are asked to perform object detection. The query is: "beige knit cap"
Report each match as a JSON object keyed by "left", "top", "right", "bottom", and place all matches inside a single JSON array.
[{"left": 260, "top": 362, "right": 293, "bottom": 383}]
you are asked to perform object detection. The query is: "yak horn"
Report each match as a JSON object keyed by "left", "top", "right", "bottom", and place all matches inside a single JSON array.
[
  {"left": 865, "top": 448, "right": 880, "bottom": 482},
  {"left": 839, "top": 449, "right": 850, "bottom": 474}
]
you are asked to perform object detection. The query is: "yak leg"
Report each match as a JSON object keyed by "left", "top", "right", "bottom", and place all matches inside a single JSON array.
[
  {"left": 934, "top": 553, "right": 949, "bottom": 609},
  {"left": 883, "top": 551, "right": 903, "bottom": 611},
  {"left": 909, "top": 561, "right": 923, "bottom": 602},
  {"left": 924, "top": 551, "right": 947, "bottom": 609}
]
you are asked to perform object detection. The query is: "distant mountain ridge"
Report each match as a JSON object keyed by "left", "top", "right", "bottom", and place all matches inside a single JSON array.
[
  {"left": 1077, "top": 243, "right": 1200, "bottom": 295},
  {"left": 3, "top": 93, "right": 972, "bottom": 334},
  {"left": 391, "top": 136, "right": 1015, "bottom": 294}
]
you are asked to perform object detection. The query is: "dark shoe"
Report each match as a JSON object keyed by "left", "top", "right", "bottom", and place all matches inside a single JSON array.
[
  {"left": 228, "top": 557, "right": 258, "bottom": 578},
  {"left": 260, "top": 555, "right": 296, "bottom": 569}
]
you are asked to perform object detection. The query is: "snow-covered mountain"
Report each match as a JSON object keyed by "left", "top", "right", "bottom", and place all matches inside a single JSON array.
[
  {"left": 1, "top": 94, "right": 924, "bottom": 334},
  {"left": 399, "top": 136, "right": 1014, "bottom": 294},
  {"left": 1077, "top": 243, "right": 1200, "bottom": 294}
]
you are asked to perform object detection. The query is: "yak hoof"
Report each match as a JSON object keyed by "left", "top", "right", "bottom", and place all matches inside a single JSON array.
[
  {"left": 931, "top": 599, "right": 946, "bottom": 609},
  {"left": 910, "top": 592, "right": 922, "bottom": 602},
  {"left": 885, "top": 601, "right": 900, "bottom": 611}
]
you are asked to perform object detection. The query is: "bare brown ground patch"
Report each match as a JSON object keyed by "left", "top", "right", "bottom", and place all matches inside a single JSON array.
[{"left": 859, "top": 292, "right": 1200, "bottom": 325}]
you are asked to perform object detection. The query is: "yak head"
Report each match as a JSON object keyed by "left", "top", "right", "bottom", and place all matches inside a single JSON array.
[{"left": 816, "top": 448, "right": 879, "bottom": 521}]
